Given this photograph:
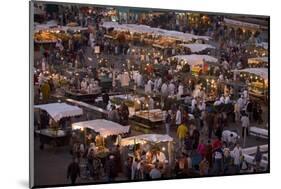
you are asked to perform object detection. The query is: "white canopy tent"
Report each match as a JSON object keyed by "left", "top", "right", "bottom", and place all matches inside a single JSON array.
[
  {"left": 223, "top": 18, "right": 261, "bottom": 30},
  {"left": 34, "top": 103, "right": 83, "bottom": 122},
  {"left": 179, "top": 43, "right": 215, "bottom": 52},
  {"left": 72, "top": 119, "right": 130, "bottom": 137},
  {"left": 101, "top": 21, "right": 210, "bottom": 42},
  {"left": 255, "top": 42, "right": 268, "bottom": 50},
  {"left": 35, "top": 25, "right": 88, "bottom": 33},
  {"left": 171, "top": 54, "right": 218, "bottom": 66},
  {"left": 236, "top": 68, "right": 268, "bottom": 80},
  {"left": 120, "top": 134, "right": 173, "bottom": 146},
  {"left": 34, "top": 20, "right": 58, "bottom": 31}
]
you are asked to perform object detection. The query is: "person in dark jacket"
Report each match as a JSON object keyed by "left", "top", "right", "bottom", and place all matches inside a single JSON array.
[
  {"left": 106, "top": 155, "right": 117, "bottom": 182},
  {"left": 246, "top": 100, "right": 253, "bottom": 122},
  {"left": 120, "top": 102, "right": 129, "bottom": 125},
  {"left": 254, "top": 146, "right": 262, "bottom": 171},
  {"left": 67, "top": 158, "right": 80, "bottom": 185}
]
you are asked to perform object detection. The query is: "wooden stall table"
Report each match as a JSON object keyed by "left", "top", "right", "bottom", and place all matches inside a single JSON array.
[
  {"left": 65, "top": 90, "right": 101, "bottom": 102},
  {"left": 134, "top": 109, "right": 164, "bottom": 128}
]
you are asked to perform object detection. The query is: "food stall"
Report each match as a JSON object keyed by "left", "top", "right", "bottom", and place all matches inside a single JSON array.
[
  {"left": 64, "top": 70, "right": 102, "bottom": 102},
  {"left": 248, "top": 57, "right": 268, "bottom": 68},
  {"left": 101, "top": 21, "right": 210, "bottom": 46},
  {"left": 133, "top": 109, "right": 194, "bottom": 128},
  {"left": 134, "top": 109, "right": 164, "bottom": 125},
  {"left": 72, "top": 119, "right": 130, "bottom": 158},
  {"left": 120, "top": 134, "right": 174, "bottom": 174},
  {"left": 34, "top": 102, "right": 83, "bottom": 148},
  {"left": 223, "top": 18, "right": 262, "bottom": 33},
  {"left": 170, "top": 54, "right": 218, "bottom": 76},
  {"left": 34, "top": 23, "right": 88, "bottom": 50},
  {"left": 179, "top": 43, "right": 215, "bottom": 53},
  {"left": 234, "top": 68, "right": 268, "bottom": 101}
]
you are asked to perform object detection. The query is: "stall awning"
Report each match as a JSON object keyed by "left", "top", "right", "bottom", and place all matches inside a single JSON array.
[
  {"left": 35, "top": 25, "right": 88, "bottom": 33},
  {"left": 179, "top": 43, "right": 215, "bottom": 52},
  {"left": 235, "top": 68, "right": 268, "bottom": 80},
  {"left": 223, "top": 18, "right": 261, "bottom": 30},
  {"left": 34, "top": 103, "right": 83, "bottom": 122},
  {"left": 72, "top": 119, "right": 130, "bottom": 137},
  {"left": 120, "top": 134, "right": 173, "bottom": 146},
  {"left": 256, "top": 42, "right": 268, "bottom": 50},
  {"left": 171, "top": 54, "right": 218, "bottom": 66},
  {"left": 101, "top": 21, "right": 210, "bottom": 41}
]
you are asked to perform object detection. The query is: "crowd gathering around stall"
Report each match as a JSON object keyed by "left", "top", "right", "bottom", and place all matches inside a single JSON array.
[{"left": 33, "top": 3, "right": 269, "bottom": 185}]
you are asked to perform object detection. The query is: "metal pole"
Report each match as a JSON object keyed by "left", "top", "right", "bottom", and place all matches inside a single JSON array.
[
  {"left": 243, "top": 127, "right": 246, "bottom": 147},
  {"left": 84, "top": 128, "right": 87, "bottom": 146}
]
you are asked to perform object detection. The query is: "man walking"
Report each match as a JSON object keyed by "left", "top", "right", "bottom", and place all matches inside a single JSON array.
[{"left": 67, "top": 158, "right": 80, "bottom": 185}]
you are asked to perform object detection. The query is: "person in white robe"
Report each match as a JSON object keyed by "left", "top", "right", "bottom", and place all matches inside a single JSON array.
[
  {"left": 214, "top": 98, "right": 221, "bottom": 106},
  {"left": 148, "top": 97, "right": 154, "bottom": 110},
  {"left": 157, "top": 77, "right": 162, "bottom": 91},
  {"left": 168, "top": 82, "right": 175, "bottom": 96},
  {"left": 153, "top": 78, "right": 159, "bottom": 92},
  {"left": 225, "top": 95, "right": 231, "bottom": 104},
  {"left": 80, "top": 80, "right": 88, "bottom": 91},
  {"left": 177, "top": 83, "right": 184, "bottom": 99},
  {"left": 145, "top": 79, "right": 153, "bottom": 93},
  {"left": 152, "top": 151, "right": 166, "bottom": 164},
  {"left": 198, "top": 100, "right": 206, "bottom": 111},
  {"left": 175, "top": 108, "right": 182, "bottom": 126},
  {"left": 237, "top": 96, "right": 244, "bottom": 109},
  {"left": 191, "top": 98, "right": 197, "bottom": 112},
  {"left": 231, "top": 143, "right": 242, "bottom": 173},
  {"left": 161, "top": 82, "right": 168, "bottom": 97},
  {"left": 243, "top": 89, "right": 248, "bottom": 100},
  {"left": 220, "top": 95, "right": 225, "bottom": 104},
  {"left": 136, "top": 73, "right": 143, "bottom": 87}
]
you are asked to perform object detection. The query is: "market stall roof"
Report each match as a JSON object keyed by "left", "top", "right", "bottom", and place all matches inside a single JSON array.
[
  {"left": 248, "top": 57, "right": 268, "bottom": 64},
  {"left": 120, "top": 134, "right": 173, "bottom": 146},
  {"left": 236, "top": 68, "right": 268, "bottom": 80},
  {"left": 179, "top": 43, "right": 215, "bottom": 52},
  {"left": 255, "top": 42, "right": 268, "bottom": 50},
  {"left": 72, "top": 119, "right": 130, "bottom": 137},
  {"left": 35, "top": 25, "right": 88, "bottom": 33},
  {"left": 171, "top": 54, "right": 218, "bottom": 66},
  {"left": 34, "top": 103, "right": 83, "bottom": 122},
  {"left": 35, "top": 20, "right": 58, "bottom": 31},
  {"left": 101, "top": 21, "right": 210, "bottom": 41},
  {"left": 223, "top": 18, "right": 261, "bottom": 30}
]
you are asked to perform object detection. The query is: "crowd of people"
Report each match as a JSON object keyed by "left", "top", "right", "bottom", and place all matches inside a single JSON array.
[{"left": 34, "top": 4, "right": 268, "bottom": 186}]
